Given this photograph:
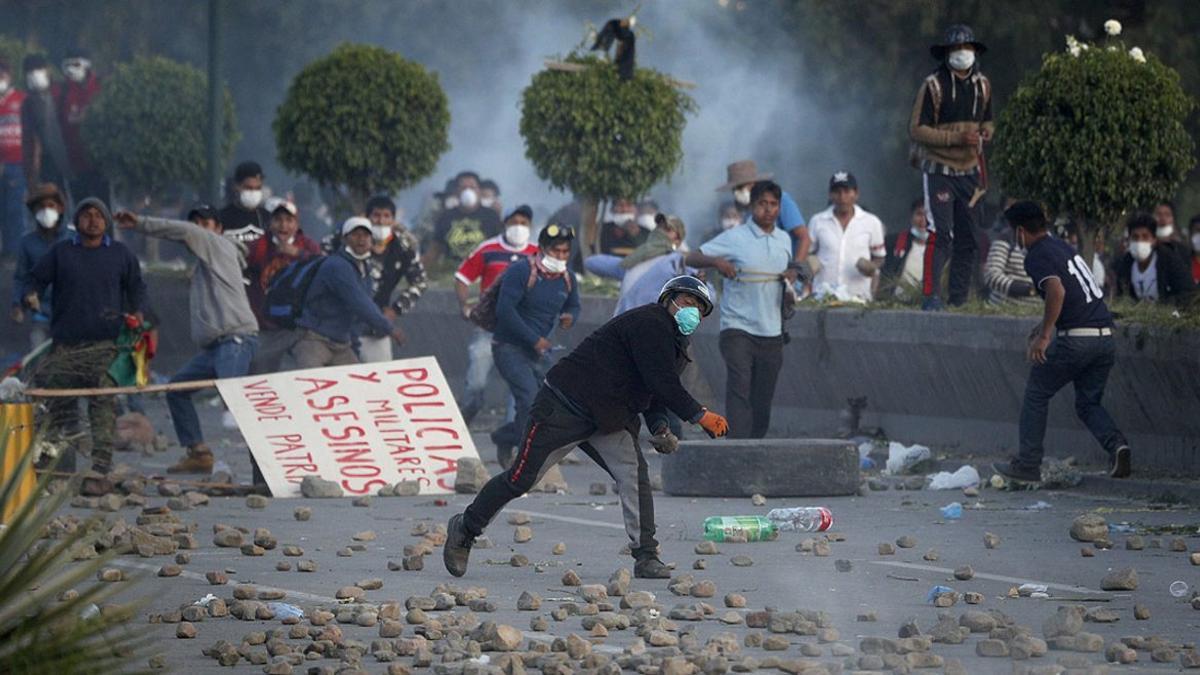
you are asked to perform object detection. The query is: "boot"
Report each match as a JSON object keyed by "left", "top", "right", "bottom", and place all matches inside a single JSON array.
[
  {"left": 168, "top": 443, "right": 214, "bottom": 474},
  {"left": 634, "top": 556, "right": 672, "bottom": 579},
  {"left": 1110, "top": 446, "right": 1132, "bottom": 479},
  {"left": 442, "top": 513, "right": 476, "bottom": 577}
]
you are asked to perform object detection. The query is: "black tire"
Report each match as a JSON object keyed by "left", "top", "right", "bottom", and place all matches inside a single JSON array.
[{"left": 661, "top": 439, "right": 860, "bottom": 497}]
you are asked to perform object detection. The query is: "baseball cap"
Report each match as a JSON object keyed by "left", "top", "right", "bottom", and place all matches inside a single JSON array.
[
  {"left": 829, "top": 171, "right": 858, "bottom": 190},
  {"left": 186, "top": 202, "right": 219, "bottom": 222},
  {"left": 265, "top": 196, "right": 297, "bottom": 216},
  {"left": 341, "top": 216, "right": 373, "bottom": 237}
]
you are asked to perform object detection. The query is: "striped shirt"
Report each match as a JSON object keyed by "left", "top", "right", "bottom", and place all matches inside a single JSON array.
[{"left": 984, "top": 237, "right": 1040, "bottom": 307}]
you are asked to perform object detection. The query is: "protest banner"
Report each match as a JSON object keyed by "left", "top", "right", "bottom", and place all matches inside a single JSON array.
[{"left": 216, "top": 356, "right": 477, "bottom": 497}]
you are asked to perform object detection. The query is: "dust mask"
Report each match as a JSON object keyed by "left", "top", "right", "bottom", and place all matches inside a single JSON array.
[
  {"left": 672, "top": 301, "right": 701, "bottom": 336},
  {"left": 733, "top": 187, "right": 751, "bottom": 206},
  {"left": 64, "top": 65, "right": 88, "bottom": 83},
  {"left": 610, "top": 212, "right": 634, "bottom": 226},
  {"left": 371, "top": 225, "right": 392, "bottom": 242},
  {"left": 26, "top": 69, "right": 50, "bottom": 92},
  {"left": 948, "top": 49, "right": 976, "bottom": 71},
  {"left": 273, "top": 234, "right": 294, "bottom": 247},
  {"left": 637, "top": 214, "right": 657, "bottom": 231},
  {"left": 239, "top": 189, "right": 263, "bottom": 209},
  {"left": 347, "top": 247, "right": 372, "bottom": 261},
  {"left": 541, "top": 255, "right": 567, "bottom": 274},
  {"left": 459, "top": 188, "right": 479, "bottom": 209},
  {"left": 910, "top": 226, "right": 929, "bottom": 242},
  {"left": 1156, "top": 224, "right": 1174, "bottom": 240},
  {"left": 36, "top": 207, "right": 60, "bottom": 229},
  {"left": 505, "top": 224, "right": 530, "bottom": 248},
  {"left": 480, "top": 196, "right": 495, "bottom": 209},
  {"left": 0, "top": 78, "right": 10, "bottom": 95},
  {"left": 443, "top": 195, "right": 459, "bottom": 210},
  {"left": 1130, "top": 241, "right": 1154, "bottom": 263}
]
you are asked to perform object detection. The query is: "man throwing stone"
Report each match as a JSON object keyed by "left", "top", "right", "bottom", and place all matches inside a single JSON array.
[
  {"left": 444, "top": 275, "right": 729, "bottom": 579},
  {"left": 992, "top": 202, "right": 1131, "bottom": 483}
]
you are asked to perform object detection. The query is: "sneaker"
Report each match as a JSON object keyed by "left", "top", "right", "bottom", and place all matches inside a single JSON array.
[
  {"left": 921, "top": 296, "right": 945, "bottom": 312},
  {"left": 168, "top": 444, "right": 214, "bottom": 474},
  {"left": 1110, "top": 446, "right": 1132, "bottom": 479},
  {"left": 634, "top": 557, "right": 672, "bottom": 579},
  {"left": 991, "top": 461, "right": 1041, "bottom": 484},
  {"left": 443, "top": 513, "right": 475, "bottom": 578}
]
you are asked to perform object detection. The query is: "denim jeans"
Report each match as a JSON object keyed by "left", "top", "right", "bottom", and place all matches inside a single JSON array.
[
  {"left": 1015, "top": 335, "right": 1127, "bottom": 471},
  {"left": 167, "top": 335, "right": 258, "bottom": 447},
  {"left": 460, "top": 328, "right": 495, "bottom": 423},
  {"left": 490, "top": 340, "right": 547, "bottom": 449},
  {"left": 1, "top": 162, "right": 26, "bottom": 258},
  {"left": 584, "top": 254, "right": 626, "bottom": 281}
]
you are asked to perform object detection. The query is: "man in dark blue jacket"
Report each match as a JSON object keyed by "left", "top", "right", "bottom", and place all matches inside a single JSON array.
[
  {"left": 10, "top": 182, "right": 69, "bottom": 347},
  {"left": 290, "top": 217, "right": 405, "bottom": 368},
  {"left": 28, "top": 197, "right": 145, "bottom": 491},
  {"left": 489, "top": 224, "right": 581, "bottom": 466}
]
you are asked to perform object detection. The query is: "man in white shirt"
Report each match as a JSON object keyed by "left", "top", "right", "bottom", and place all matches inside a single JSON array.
[{"left": 808, "top": 172, "right": 886, "bottom": 302}]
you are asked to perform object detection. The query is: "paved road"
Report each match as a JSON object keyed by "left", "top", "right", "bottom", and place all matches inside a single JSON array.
[{"left": 51, "top": 396, "right": 1200, "bottom": 673}]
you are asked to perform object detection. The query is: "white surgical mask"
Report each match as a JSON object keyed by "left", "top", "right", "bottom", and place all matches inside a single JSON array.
[
  {"left": 480, "top": 196, "right": 495, "bottom": 209},
  {"left": 0, "top": 78, "right": 10, "bottom": 95},
  {"left": 1191, "top": 233, "right": 1200, "bottom": 251},
  {"left": 610, "top": 211, "right": 634, "bottom": 225},
  {"left": 26, "top": 69, "right": 50, "bottom": 92},
  {"left": 910, "top": 226, "right": 929, "bottom": 242},
  {"left": 347, "top": 247, "right": 372, "bottom": 260},
  {"left": 541, "top": 255, "right": 567, "bottom": 274},
  {"left": 459, "top": 188, "right": 479, "bottom": 209},
  {"left": 371, "top": 225, "right": 392, "bottom": 242},
  {"left": 36, "top": 207, "right": 60, "bottom": 229},
  {"left": 273, "top": 234, "right": 294, "bottom": 246},
  {"left": 720, "top": 217, "right": 740, "bottom": 231},
  {"left": 239, "top": 189, "right": 263, "bottom": 209},
  {"left": 948, "top": 49, "right": 976, "bottom": 71},
  {"left": 443, "top": 195, "right": 460, "bottom": 210},
  {"left": 637, "top": 213, "right": 657, "bottom": 231},
  {"left": 1130, "top": 241, "right": 1154, "bottom": 263},
  {"left": 505, "top": 224, "right": 530, "bottom": 248},
  {"left": 733, "top": 187, "right": 751, "bottom": 206},
  {"left": 64, "top": 65, "right": 88, "bottom": 83},
  {"left": 1156, "top": 224, "right": 1175, "bottom": 240}
]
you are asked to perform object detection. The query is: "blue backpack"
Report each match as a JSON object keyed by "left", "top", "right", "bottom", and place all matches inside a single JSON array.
[{"left": 264, "top": 255, "right": 328, "bottom": 329}]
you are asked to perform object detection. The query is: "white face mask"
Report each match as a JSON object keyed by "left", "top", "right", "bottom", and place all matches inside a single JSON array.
[
  {"left": 371, "top": 225, "right": 392, "bottom": 242},
  {"left": 36, "top": 207, "right": 60, "bottom": 229},
  {"left": 64, "top": 65, "right": 88, "bottom": 83},
  {"left": 733, "top": 187, "right": 752, "bottom": 206},
  {"left": 541, "top": 255, "right": 567, "bottom": 274},
  {"left": 637, "top": 213, "right": 657, "bottom": 231},
  {"left": 721, "top": 217, "right": 740, "bottom": 231},
  {"left": 26, "top": 69, "right": 50, "bottom": 92},
  {"left": 0, "top": 78, "right": 10, "bottom": 95},
  {"left": 948, "top": 49, "right": 976, "bottom": 71},
  {"left": 1156, "top": 224, "right": 1175, "bottom": 240},
  {"left": 1191, "top": 233, "right": 1200, "bottom": 251},
  {"left": 347, "top": 246, "right": 372, "bottom": 260},
  {"left": 459, "top": 188, "right": 479, "bottom": 209},
  {"left": 239, "top": 189, "right": 263, "bottom": 209},
  {"left": 505, "top": 224, "right": 530, "bottom": 248},
  {"left": 610, "top": 211, "right": 634, "bottom": 225},
  {"left": 273, "top": 234, "right": 294, "bottom": 246},
  {"left": 1130, "top": 241, "right": 1154, "bottom": 263},
  {"left": 444, "top": 195, "right": 460, "bottom": 210},
  {"left": 480, "top": 196, "right": 495, "bottom": 209},
  {"left": 910, "top": 226, "right": 929, "bottom": 242}
]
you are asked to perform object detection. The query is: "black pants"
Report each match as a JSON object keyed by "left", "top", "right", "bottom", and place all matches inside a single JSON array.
[
  {"left": 719, "top": 329, "right": 784, "bottom": 439},
  {"left": 463, "top": 386, "right": 660, "bottom": 560},
  {"left": 922, "top": 172, "right": 980, "bottom": 305}
]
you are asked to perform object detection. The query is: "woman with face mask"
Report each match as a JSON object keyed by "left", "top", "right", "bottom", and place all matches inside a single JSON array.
[{"left": 1115, "top": 213, "right": 1196, "bottom": 306}]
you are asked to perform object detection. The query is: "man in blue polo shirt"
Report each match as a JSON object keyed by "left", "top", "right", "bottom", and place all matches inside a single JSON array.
[
  {"left": 992, "top": 201, "right": 1131, "bottom": 483},
  {"left": 714, "top": 160, "right": 809, "bottom": 260},
  {"left": 686, "top": 180, "right": 795, "bottom": 438}
]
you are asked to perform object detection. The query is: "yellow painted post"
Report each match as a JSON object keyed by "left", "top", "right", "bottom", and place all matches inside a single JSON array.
[{"left": 1, "top": 403, "right": 37, "bottom": 523}]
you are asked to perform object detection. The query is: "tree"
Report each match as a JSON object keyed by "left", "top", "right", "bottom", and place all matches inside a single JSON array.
[
  {"left": 992, "top": 23, "right": 1195, "bottom": 260},
  {"left": 273, "top": 43, "right": 450, "bottom": 213},
  {"left": 81, "top": 56, "right": 238, "bottom": 203},
  {"left": 519, "top": 54, "right": 696, "bottom": 254}
]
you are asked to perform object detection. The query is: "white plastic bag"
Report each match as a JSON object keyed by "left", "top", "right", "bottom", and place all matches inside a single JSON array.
[
  {"left": 927, "top": 465, "right": 981, "bottom": 490},
  {"left": 885, "top": 442, "right": 932, "bottom": 474}
]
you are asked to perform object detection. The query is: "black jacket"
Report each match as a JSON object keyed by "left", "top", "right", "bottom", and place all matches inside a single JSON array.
[
  {"left": 1115, "top": 242, "right": 1196, "bottom": 306},
  {"left": 547, "top": 303, "right": 704, "bottom": 433}
]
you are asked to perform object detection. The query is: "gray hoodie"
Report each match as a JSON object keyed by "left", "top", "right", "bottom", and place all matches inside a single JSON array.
[{"left": 135, "top": 216, "right": 258, "bottom": 347}]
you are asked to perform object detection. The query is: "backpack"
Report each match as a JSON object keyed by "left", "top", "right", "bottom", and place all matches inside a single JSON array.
[
  {"left": 264, "top": 255, "right": 328, "bottom": 329},
  {"left": 469, "top": 258, "right": 572, "bottom": 332}
]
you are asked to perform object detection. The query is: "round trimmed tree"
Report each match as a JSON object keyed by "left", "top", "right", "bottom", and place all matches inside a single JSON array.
[
  {"left": 520, "top": 54, "right": 696, "bottom": 254},
  {"left": 82, "top": 56, "right": 238, "bottom": 202},
  {"left": 274, "top": 43, "right": 449, "bottom": 213},
  {"left": 992, "top": 29, "right": 1195, "bottom": 260}
]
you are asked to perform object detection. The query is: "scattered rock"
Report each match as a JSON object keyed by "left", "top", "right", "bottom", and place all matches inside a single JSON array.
[
  {"left": 517, "top": 591, "right": 541, "bottom": 611},
  {"left": 98, "top": 568, "right": 123, "bottom": 582},
  {"left": 690, "top": 580, "right": 716, "bottom": 598},
  {"left": 1100, "top": 567, "right": 1138, "bottom": 591},
  {"left": 513, "top": 526, "right": 532, "bottom": 543},
  {"left": 751, "top": 493, "right": 766, "bottom": 506},
  {"left": 589, "top": 483, "right": 607, "bottom": 496},
  {"left": 963, "top": 592, "right": 984, "bottom": 605},
  {"left": 533, "top": 464, "right": 568, "bottom": 493},
  {"left": 205, "top": 571, "right": 228, "bottom": 585},
  {"left": 158, "top": 564, "right": 181, "bottom": 577},
  {"left": 1190, "top": 552, "right": 1200, "bottom": 566},
  {"left": 1125, "top": 535, "right": 1144, "bottom": 551},
  {"left": 1081, "top": 547, "right": 1095, "bottom": 557},
  {"left": 923, "top": 549, "right": 940, "bottom": 561},
  {"left": 976, "top": 639, "right": 1008, "bottom": 657},
  {"left": 878, "top": 542, "right": 895, "bottom": 555},
  {"left": 694, "top": 541, "right": 719, "bottom": 555},
  {"left": 1043, "top": 606, "right": 1084, "bottom": 638},
  {"left": 693, "top": 559, "right": 707, "bottom": 570},
  {"left": 245, "top": 494, "right": 269, "bottom": 509},
  {"left": 213, "top": 529, "right": 243, "bottom": 548},
  {"left": 561, "top": 570, "right": 581, "bottom": 586},
  {"left": 982, "top": 532, "right": 1001, "bottom": 549},
  {"left": 176, "top": 622, "right": 197, "bottom": 639},
  {"left": 1134, "top": 604, "right": 1150, "bottom": 620},
  {"left": 724, "top": 593, "right": 746, "bottom": 608},
  {"left": 293, "top": 507, "right": 311, "bottom": 521},
  {"left": 299, "top": 476, "right": 343, "bottom": 498},
  {"left": 730, "top": 555, "right": 753, "bottom": 567},
  {"left": 1171, "top": 537, "right": 1189, "bottom": 552},
  {"left": 896, "top": 535, "right": 917, "bottom": 549},
  {"left": 1070, "top": 514, "right": 1108, "bottom": 542},
  {"left": 394, "top": 480, "right": 421, "bottom": 496},
  {"left": 953, "top": 565, "right": 974, "bottom": 580},
  {"left": 336, "top": 586, "right": 365, "bottom": 601},
  {"left": 834, "top": 559, "right": 853, "bottom": 572},
  {"left": 509, "top": 554, "right": 528, "bottom": 567},
  {"left": 351, "top": 496, "right": 371, "bottom": 507},
  {"left": 297, "top": 560, "right": 317, "bottom": 572},
  {"left": 552, "top": 542, "right": 566, "bottom": 555}
]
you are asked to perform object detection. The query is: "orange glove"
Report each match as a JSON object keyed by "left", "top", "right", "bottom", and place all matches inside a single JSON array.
[{"left": 698, "top": 410, "right": 729, "bottom": 439}]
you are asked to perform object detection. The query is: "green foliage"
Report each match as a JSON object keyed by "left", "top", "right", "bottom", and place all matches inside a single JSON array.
[
  {"left": 274, "top": 43, "right": 449, "bottom": 206},
  {"left": 0, "top": 435, "right": 149, "bottom": 673},
  {"left": 82, "top": 56, "right": 238, "bottom": 201},
  {"left": 993, "top": 39, "right": 1195, "bottom": 225},
  {"left": 0, "top": 36, "right": 38, "bottom": 89},
  {"left": 519, "top": 54, "right": 696, "bottom": 200}
]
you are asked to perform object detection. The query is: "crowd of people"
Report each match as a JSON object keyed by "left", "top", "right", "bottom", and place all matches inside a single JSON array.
[{"left": 0, "top": 25, "right": 1192, "bottom": 531}]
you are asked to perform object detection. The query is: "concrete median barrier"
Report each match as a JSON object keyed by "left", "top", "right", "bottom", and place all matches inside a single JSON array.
[{"left": 661, "top": 438, "right": 860, "bottom": 497}]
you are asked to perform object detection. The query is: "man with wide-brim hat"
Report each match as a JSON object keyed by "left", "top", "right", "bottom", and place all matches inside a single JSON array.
[
  {"left": 909, "top": 24, "right": 995, "bottom": 311},
  {"left": 10, "top": 182, "right": 70, "bottom": 345},
  {"left": 715, "top": 160, "right": 809, "bottom": 261}
]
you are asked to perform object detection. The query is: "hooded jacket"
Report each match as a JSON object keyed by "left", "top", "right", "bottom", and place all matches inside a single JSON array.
[
  {"left": 133, "top": 216, "right": 258, "bottom": 346},
  {"left": 30, "top": 198, "right": 145, "bottom": 344}
]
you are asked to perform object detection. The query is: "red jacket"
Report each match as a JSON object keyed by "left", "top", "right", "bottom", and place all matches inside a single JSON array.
[
  {"left": 0, "top": 88, "right": 25, "bottom": 165},
  {"left": 57, "top": 74, "right": 102, "bottom": 173},
  {"left": 244, "top": 231, "right": 322, "bottom": 326}
]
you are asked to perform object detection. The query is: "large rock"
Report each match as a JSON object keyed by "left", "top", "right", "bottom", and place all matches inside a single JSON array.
[
  {"left": 454, "top": 458, "right": 490, "bottom": 494},
  {"left": 662, "top": 439, "right": 859, "bottom": 497},
  {"left": 1100, "top": 567, "right": 1138, "bottom": 591},
  {"left": 299, "top": 476, "right": 344, "bottom": 498},
  {"left": 1070, "top": 514, "right": 1108, "bottom": 542},
  {"left": 114, "top": 412, "right": 157, "bottom": 452}
]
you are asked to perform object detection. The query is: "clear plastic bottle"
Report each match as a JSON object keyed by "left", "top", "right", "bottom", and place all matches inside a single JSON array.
[
  {"left": 765, "top": 507, "right": 834, "bottom": 532},
  {"left": 702, "top": 516, "right": 778, "bottom": 542}
]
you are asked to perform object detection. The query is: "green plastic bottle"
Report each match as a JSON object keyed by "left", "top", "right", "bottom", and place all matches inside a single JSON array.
[{"left": 702, "top": 516, "right": 779, "bottom": 542}]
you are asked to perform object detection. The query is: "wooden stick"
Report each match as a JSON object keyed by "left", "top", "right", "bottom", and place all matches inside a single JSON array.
[{"left": 24, "top": 379, "right": 218, "bottom": 398}]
